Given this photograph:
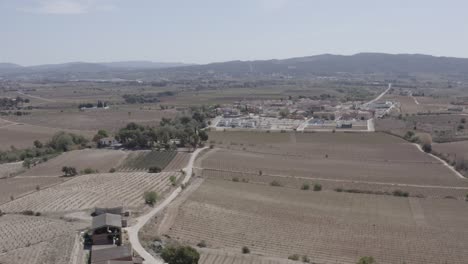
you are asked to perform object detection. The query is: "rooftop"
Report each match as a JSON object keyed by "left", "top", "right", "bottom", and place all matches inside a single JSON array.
[{"left": 92, "top": 213, "right": 122, "bottom": 230}]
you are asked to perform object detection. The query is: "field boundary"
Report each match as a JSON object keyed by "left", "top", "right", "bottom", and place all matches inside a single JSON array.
[{"left": 199, "top": 167, "right": 468, "bottom": 190}]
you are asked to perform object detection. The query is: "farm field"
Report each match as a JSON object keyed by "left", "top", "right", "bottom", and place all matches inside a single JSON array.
[
  {"left": 198, "top": 249, "right": 297, "bottom": 264},
  {"left": 164, "top": 152, "right": 190, "bottom": 171},
  {"left": 21, "top": 149, "right": 128, "bottom": 177},
  {"left": 0, "top": 214, "right": 86, "bottom": 264},
  {"left": 0, "top": 161, "right": 23, "bottom": 178},
  {"left": 120, "top": 150, "right": 178, "bottom": 171},
  {"left": 4, "top": 106, "right": 178, "bottom": 132},
  {"left": 166, "top": 178, "right": 468, "bottom": 264},
  {"left": 433, "top": 141, "right": 468, "bottom": 160},
  {"left": 0, "top": 176, "right": 66, "bottom": 205},
  {"left": 0, "top": 122, "right": 94, "bottom": 150},
  {"left": 0, "top": 171, "right": 180, "bottom": 213},
  {"left": 204, "top": 132, "right": 468, "bottom": 189}
]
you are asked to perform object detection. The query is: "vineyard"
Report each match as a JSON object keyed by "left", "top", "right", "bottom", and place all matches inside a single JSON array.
[
  {"left": 21, "top": 149, "right": 128, "bottom": 177},
  {"left": 199, "top": 249, "right": 297, "bottom": 264},
  {"left": 167, "top": 178, "right": 468, "bottom": 264},
  {"left": 119, "top": 151, "right": 177, "bottom": 171},
  {"left": 0, "top": 214, "right": 85, "bottom": 252},
  {"left": 164, "top": 152, "right": 190, "bottom": 171},
  {"left": 0, "top": 176, "right": 66, "bottom": 205},
  {"left": 0, "top": 171, "right": 180, "bottom": 213}
]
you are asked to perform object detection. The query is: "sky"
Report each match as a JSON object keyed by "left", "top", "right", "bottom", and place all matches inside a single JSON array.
[{"left": 1, "top": 0, "right": 468, "bottom": 66}]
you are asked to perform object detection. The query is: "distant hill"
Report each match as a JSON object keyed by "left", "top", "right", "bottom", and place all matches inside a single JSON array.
[
  {"left": 100, "top": 61, "right": 190, "bottom": 69},
  {"left": 2, "top": 53, "right": 468, "bottom": 81},
  {"left": 0, "top": 63, "right": 22, "bottom": 70},
  {"left": 160, "top": 53, "right": 468, "bottom": 79}
]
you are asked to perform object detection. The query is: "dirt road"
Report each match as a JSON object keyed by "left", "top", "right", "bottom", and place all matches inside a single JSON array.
[{"left": 126, "top": 147, "right": 207, "bottom": 264}]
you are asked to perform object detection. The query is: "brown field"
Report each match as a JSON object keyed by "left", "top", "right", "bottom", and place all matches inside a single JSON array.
[
  {"left": 0, "top": 214, "right": 86, "bottom": 264},
  {"left": 0, "top": 171, "right": 180, "bottom": 213},
  {"left": 21, "top": 149, "right": 128, "bottom": 177},
  {"left": 164, "top": 152, "right": 190, "bottom": 171},
  {"left": 166, "top": 178, "right": 468, "bottom": 264},
  {"left": 0, "top": 122, "right": 94, "bottom": 150},
  {"left": 5, "top": 106, "right": 178, "bottom": 132},
  {"left": 0, "top": 161, "right": 24, "bottom": 178},
  {"left": 204, "top": 132, "right": 468, "bottom": 188},
  {"left": 433, "top": 141, "right": 468, "bottom": 160},
  {"left": 0, "top": 176, "right": 66, "bottom": 205},
  {"left": 198, "top": 249, "right": 297, "bottom": 264}
]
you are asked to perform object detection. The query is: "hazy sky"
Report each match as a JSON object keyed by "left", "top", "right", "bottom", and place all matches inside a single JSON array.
[{"left": 1, "top": 0, "right": 467, "bottom": 65}]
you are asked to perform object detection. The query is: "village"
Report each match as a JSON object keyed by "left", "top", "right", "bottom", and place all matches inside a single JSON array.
[{"left": 211, "top": 94, "right": 398, "bottom": 132}]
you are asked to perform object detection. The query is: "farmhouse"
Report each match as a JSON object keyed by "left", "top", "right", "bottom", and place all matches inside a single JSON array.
[
  {"left": 91, "top": 213, "right": 123, "bottom": 246},
  {"left": 91, "top": 245, "right": 142, "bottom": 264},
  {"left": 99, "top": 137, "right": 121, "bottom": 148}
]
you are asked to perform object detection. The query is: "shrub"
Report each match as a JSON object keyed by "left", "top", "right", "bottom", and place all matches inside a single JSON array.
[
  {"left": 21, "top": 210, "right": 35, "bottom": 216},
  {"left": 232, "top": 177, "right": 240, "bottom": 182},
  {"left": 392, "top": 190, "right": 409, "bottom": 197},
  {"left": 242, "top": 246, "right": 250, "bottom": 254},
  {"left": 144, "top": 191, "right": 158, "bottom": 206},
  {"left": 161, "top": 245, "right": 200, "bottom": 264},
  {"left": 335, "top": 188, "right": 343, "bottom": 192},
  {"left": 62, "top": 166, "right": 77, "bottom": 177},
  {"left": 169, "top": 175, "right": 177, "bottom": 186},
  {"left": 313, "top": 183, "right": 322, "bottom": 191},
  {"left": 357, "top": 256, "right": 376, "bottom": 264},
  {"left": 259, "top": 170, "right": 263, "bottom": 176},
  {"left": 302, "top": 255, "right": 311, "bottom": 263},
  {"left": 301, "top": 183, "right": 310, "bottom": 190},
  {"left": 421, "top": 143, "right": 432, "bottom": 153},
  {"left": 109, "top": 168, "right": 116, "bottom": 173},
  {"left": 465, "top": 193, "right": 468, "bottom": 202},
  {"left": 270, "top": 180, "right": 282, "bottom": 187},
  {"left": 197, "top": 240, "right": 207, "bottom": 248},
  {"left": 35, "top": 212, "right": 41, "bottom": 216},
  {"left": 35, "top": 185, "right": 40, "bottom": 191},
  {"left": 288, "top": 254, "right": 300, "bottom": 261},
  {"left": 81, "top": 168, "right": 98, "bottom": 175},
  {"left": 148, "top": 166, "right": 162, "bottom": 173}
]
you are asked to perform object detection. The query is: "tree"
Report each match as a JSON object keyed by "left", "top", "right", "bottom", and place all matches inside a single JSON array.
[
  {"left": 62, "top": 166, "right": 77, "bottom": 177},
  {"left": 242, "top": 246, "right": 250, "bottom": 254},
  {"left": 144, "top": 191, "right": 158, "bottom": 206},
  {"left": 279, "top": 108, "right": 290, "bottom": 119},
  {"left": 198, "top": 130, "right": 208, "bottom": 142},
  {"left": 93, "top": 129, "right": 109, "bottom": 143},
  {"left": 160, "top": 245, "right": 200, "bottom": 264},
  {"left": 313, "top": 183, "right": 322, "bottom": 191},
  {"left": 149, "top": 166, "right": 162, "bottom": 173},
  {"left": 357, "top": 256, "right": 376, "bottom": 264},
  {"left": 33, "top": 140, "right": 43, "bottom": 149},
  {"left": 422, "top": 143, "right": 432, "bottom": 153}
]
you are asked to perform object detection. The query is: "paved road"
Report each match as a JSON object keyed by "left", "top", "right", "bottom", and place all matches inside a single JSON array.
[{"left": 125, "top": 147, "right": 207, "bottom": 264}]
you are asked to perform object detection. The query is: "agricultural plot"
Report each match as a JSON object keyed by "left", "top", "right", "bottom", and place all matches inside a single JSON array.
[
  {"left": 0, "top": 176, "right": 66, "bottom": 205},
  {"left": 0, "top": 171, "right": 180, "bottom": 213},
  {"left": 199, "top": 249, "right": 297, "bottom": 264},
  {"left": 120, "top": 151, "right": 177, "bottom": 171},
  {"left": 203, "top": 132, "right": 468, "bottom": 188},
  {"left": 5, "top": 106, "right": 178, "bottom": 132},
  {"left": 164, "top": 152, "right": 190, "bottom": 171},
  {"left": 0, "top": 161, "right": 23, "bottom": 178},
  {"left": 433, "top": 141, "right": 468, "bottom": 160},
  {"left": 0, "top": 214, "right": 86, "bottom": 253},
  {"left": 0, "top": 122, "right": 93, "bottom": 150},
  {"left": 21, "top": 149, "right": 128, "bottom": 177},
  {"left": 167, "top": 179, "right": 468, "bottom": 264}
]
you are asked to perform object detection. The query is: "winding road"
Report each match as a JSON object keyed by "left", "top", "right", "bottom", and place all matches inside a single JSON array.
[{"left": 125, "top": 147, "right": 207, "bottom": 264}]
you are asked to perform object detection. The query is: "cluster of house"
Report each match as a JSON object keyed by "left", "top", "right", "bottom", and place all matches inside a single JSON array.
[{"left": 88, "top": 207, "right": 143, "bottom": 264}]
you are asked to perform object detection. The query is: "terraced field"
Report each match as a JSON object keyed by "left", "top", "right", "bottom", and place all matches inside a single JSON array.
[
  {"left": 0, "top": 171, "right": 180, "bottom": 213},
  {"left": 167, "top": 179, "right": 468, "bottom": 264}
]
